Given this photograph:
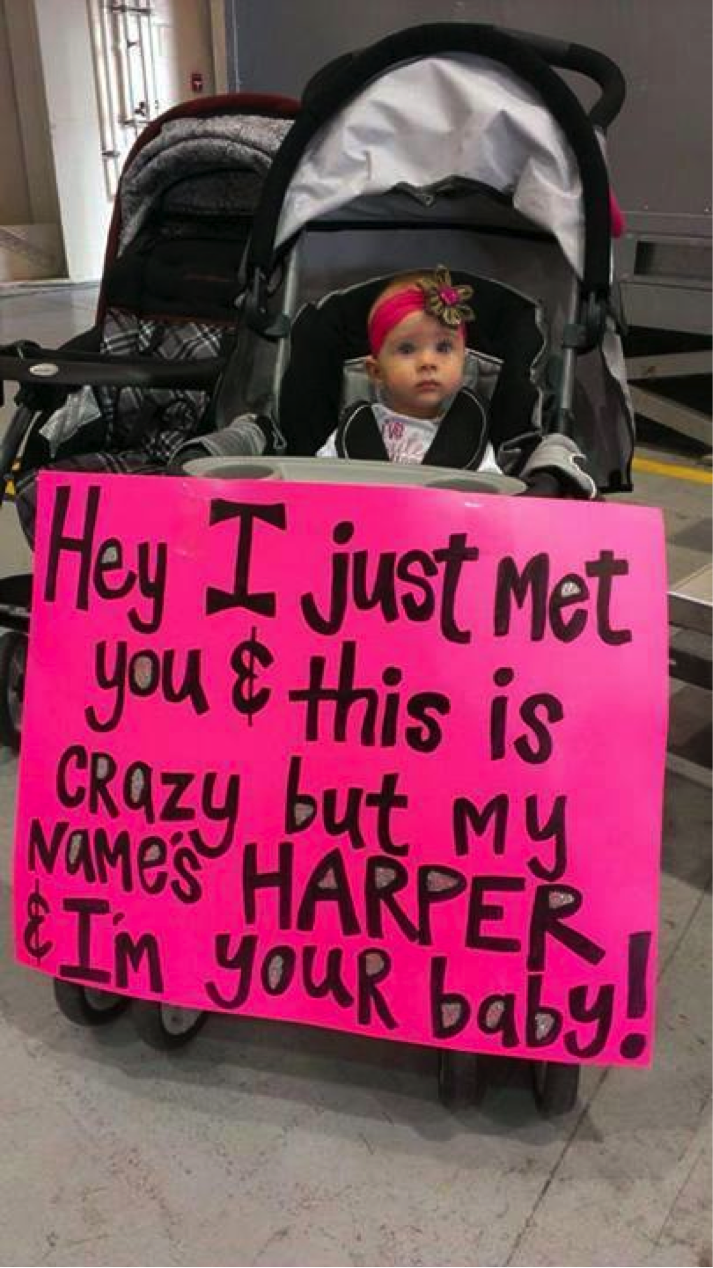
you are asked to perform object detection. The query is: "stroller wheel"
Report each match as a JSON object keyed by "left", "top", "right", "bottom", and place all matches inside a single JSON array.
[
  {"left": 531, "top": 1060, "right": 580, "bottom": 1116},
  {"left": 53, "top": 978, "right": 129, "bottom": 1026},
  {"left": 437, "top": 1049, "right": 489, "bottom": 1108},
  {"left": 0, "top": 630, "right": 27, "bottom": 751},
  {"left": 132, "top": 1000, "right": 207, "bottom": 1050}
]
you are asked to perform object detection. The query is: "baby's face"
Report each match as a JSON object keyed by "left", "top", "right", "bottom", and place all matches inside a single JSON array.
[{"left": 369, "top": 310, "right": 466, "bottom": 419}]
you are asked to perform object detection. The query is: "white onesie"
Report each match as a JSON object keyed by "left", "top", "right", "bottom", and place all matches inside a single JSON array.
[{"left": 318, "top": 402, "right": 501, "bottom": 471}]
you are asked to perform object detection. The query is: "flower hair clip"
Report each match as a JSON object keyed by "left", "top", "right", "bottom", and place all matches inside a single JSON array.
[{"left": 418, "top": 266, "right": 474, "bottom": 328}]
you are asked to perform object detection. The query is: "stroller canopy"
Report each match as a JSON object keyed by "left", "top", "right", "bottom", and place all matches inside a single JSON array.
[
  {"left": 100, "top": 93, "right": 298, "bottom": 283},
  {"left": 247, "top": 25, "right": 624, "bottom": 297},
  {"left": 94, "top": 92, "right": 298, "bottom": 329},
  {"left": 118, "top": 110, "right": 294, "bottom": 252},
  {"left": 277, "top": 55, "right": 602, "bottom": 277}
]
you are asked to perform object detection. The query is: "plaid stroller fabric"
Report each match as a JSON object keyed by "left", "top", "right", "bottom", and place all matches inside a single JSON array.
[
  {"left": 96, "top": 307, "right": 227, "bottom": 463},
  {"left": 14, "top": 308, "right": 229, "bottom": 546}
]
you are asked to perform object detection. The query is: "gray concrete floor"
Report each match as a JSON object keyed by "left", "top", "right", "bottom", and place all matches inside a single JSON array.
[{"left": 0, "top": 285, "right": 710, "bottom": 1268}]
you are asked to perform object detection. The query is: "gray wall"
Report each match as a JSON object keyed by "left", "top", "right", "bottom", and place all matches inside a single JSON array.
[{"left": 226, "top": 0, "right": 712, "bottom": 227}]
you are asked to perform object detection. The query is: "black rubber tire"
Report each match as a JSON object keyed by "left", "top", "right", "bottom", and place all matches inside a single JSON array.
[
  {"left": 53, "top": 978, "right": 129, "bottom": 1027},
  {"left": 132, "top": 1000, "right": 207, "bottom": 1050},
  {"left": 531, "top": 1060, "right": 581, "bottom": 1116},
  {"left": 0, "top": 630, "right": 27, "bottom": 751},
  {"left": 437, "top": 1049, "right": 490, "bottom": 1108}
]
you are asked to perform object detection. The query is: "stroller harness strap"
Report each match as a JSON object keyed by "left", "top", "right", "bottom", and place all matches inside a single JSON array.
[{"left": 335, "top": 389, "right": 489, "bottom": 470}]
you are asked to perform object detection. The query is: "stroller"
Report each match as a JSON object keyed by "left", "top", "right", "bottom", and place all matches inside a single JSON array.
[
  {"left": 0, "top": 90, "right": 298, "bottom": 748},
  {"left": 226, "top": 21, "right": 635, "bottom": 488},
  {"left": 14, "top": 23, "right": 637, "bottom": 1117},
  {"left": 162, "top": 27, "right": 638, "bottom": 515}
]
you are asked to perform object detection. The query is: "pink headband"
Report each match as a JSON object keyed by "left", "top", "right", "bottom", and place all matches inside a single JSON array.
[
  {"left": 368, "top": 288, "right": 431, "bottom": 355},
  {"left": 368, "top": 269, "right": 475, "bottom": 355}
]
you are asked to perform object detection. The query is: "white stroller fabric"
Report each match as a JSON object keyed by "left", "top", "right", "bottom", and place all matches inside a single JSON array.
[{"left": 275, "top": 53, "right": 608, "bottom": 278}]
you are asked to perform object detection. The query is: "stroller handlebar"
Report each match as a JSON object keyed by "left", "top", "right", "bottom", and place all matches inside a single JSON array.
[
  {"left": 507, "top": 30, "right": 626, "bottom": 129},
  {"left": 0, "top": 351, "right": 227, "bottom": 509},
  {"left": 0, "top": 348, "right": 226, "bottom": 394}
]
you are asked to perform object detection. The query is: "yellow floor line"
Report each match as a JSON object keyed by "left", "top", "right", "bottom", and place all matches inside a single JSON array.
[{"left": 633, "top": 456, "right": 712, "bottom": 485}]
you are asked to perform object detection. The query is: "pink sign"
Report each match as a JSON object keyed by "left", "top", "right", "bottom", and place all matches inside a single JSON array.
[{"left": 14, "top": 472, "right": 668, "bottom": 1066}]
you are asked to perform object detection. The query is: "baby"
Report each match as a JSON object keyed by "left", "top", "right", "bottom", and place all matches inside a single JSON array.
[
  {"left": 168, "top": 265, "right": 597, "bottom": 497},
  {"left": 317, "top": 267, "right": 501, "bottom": 474}
]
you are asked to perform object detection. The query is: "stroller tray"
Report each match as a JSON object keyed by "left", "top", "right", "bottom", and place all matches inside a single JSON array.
[{"left": 184, "top": 454, "right": 526, "bottom": 495}]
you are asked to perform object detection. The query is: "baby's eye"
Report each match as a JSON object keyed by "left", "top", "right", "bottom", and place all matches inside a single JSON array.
[
  {"left": 396, "top": 341, "right": 415, "bottom": 355},
  {"left": 437, "top": 340, "right": 455, "bottom": 354}
]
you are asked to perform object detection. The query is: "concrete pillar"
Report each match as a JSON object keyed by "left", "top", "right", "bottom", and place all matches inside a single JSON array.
[{"left": 30, "top": 0, "right": 111, "bottom": 281}]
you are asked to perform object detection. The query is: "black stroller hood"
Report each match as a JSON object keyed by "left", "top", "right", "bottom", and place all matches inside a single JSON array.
[
  {"left": 245, "top": 23, "right": 625, "bottom": 302},
  {"left": 98, "top": 92, "right": 299, "bottom": 321}
]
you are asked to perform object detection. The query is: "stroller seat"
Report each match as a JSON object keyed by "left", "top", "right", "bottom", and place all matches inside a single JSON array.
[{"left": 178, "top": 267, "right": 554, "bottom": 483}]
